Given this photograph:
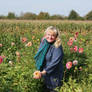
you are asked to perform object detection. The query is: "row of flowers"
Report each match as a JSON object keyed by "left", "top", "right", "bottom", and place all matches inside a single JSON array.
[
  {"left": 0, "top": 32, "right": 84, "bottom": 77},
  {"left": 0, "top": 37, "right": 32, "bottom": 48},
  {"left": 66, "top": 32, "right": 84, "bottom": 70},
  {"left": 0, "top": 36, "right": 34, "bottom": 65}
]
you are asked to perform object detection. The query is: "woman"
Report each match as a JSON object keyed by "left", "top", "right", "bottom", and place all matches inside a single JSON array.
[{"left": 34, "top": 26, "right": 64, "bottom": 92}]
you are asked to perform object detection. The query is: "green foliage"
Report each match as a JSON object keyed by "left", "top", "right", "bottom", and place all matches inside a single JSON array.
[
  {"left": 68, "top": 10, "right": 80, "bottom": 20},
  {"left": 37, "top": 12, "right": 50, "bottom": 19},
  {"left": 20, "top": 12, "right": 37, "bottom": 20},
  {"left": 50, "top": 14, "right": 64, "bottom": 20},
  {"left": 7, "top": 12, "right": 16, "bottom": 19},
  {"left": 0, "top": 64, "right": 43, "bottom": 92},
  {"left": 0, "top": 15, "right": 7, "bottom": 19},
  {"left": 0, "top": 21, "right": 92, "bottom": 92},
  {"left": 85, "top": 11, "right": 92, "bottom": 20}
]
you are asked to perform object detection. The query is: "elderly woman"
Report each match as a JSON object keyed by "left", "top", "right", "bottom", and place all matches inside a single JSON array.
[{"left": 34, "top": 26, "right": 64, "bottom": 92}]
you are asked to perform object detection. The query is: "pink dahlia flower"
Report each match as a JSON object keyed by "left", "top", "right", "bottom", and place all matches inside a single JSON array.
[
  {"left": 67, "top": 41, "right": 73, "bottom": 46},
  {"left": 0, "top": 56, "right": 3, "bottom": 64},
  {"left": 74, "top": 32, "right": 79, "bottom": 38},
  {"left": 74, "top": 46, "right": 78, "bottom": 52},
  {"left": 73, "top": 60, "right": 78, "bottom": 65},
  {"left": 66, "top": 61, "right": 72, "bottom": 69},
  {"left": 79, "top": 48, "right": 83, "bottom": 53}
]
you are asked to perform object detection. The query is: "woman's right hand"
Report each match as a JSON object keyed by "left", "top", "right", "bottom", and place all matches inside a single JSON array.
[{"left": 33, "top": 71, "right": 42, "bottom": 79}]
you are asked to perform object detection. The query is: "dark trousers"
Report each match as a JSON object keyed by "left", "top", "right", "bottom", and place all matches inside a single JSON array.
[
  {"left": 44, "top": 88, "right": 57, "bottom": 92},
  {"left": 43, "top": 85, "right": 57, "bottom": 92}
]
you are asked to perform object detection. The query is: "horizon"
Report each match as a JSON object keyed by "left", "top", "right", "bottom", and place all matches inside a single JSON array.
[{"left": 0, "top": 0, "right": 92, "bottom": 16}]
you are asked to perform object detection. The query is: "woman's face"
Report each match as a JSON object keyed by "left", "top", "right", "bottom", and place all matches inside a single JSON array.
[{"left": 45, "top": 31, "right": 57, "bottom": 43}]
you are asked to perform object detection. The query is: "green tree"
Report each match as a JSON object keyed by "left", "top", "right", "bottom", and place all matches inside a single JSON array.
[
  {"left": 20, "top": 12, "right": 37, "bottom": 20},
  {"left": 0, "top": 15, "right": 6, "bottom": 19},
  {"left": 85, "top": 11, "right": 92, "bottom": 20},
  {"left": 37, "top": 12, "right": 50, "bottom": 19},
  {"left": 7, "top": 12, "right": 16, "bottom": 19},
  {"left": 68, "top": 10, "right": 80, "bottom": 20},
  {"left": 50, "top": 14, "right": 64, "bottom": 20}
]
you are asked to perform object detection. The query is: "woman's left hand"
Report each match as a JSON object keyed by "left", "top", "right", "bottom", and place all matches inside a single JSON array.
[{"left": 41, "top": 70, "right": 46, "bottom": 75}]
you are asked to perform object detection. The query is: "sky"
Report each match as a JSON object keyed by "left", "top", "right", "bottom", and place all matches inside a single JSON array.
[{"left": 0, "top": 0, "right": 92, "bottom": 16}]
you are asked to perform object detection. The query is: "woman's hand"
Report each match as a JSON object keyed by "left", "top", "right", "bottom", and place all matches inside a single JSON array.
[
  {"left": 33, "top": 70, "right": 46, "bottom": 79},
  {"left": 41, "top": 70, "right": 46, "bottom": 75},
  {"left": 33, "top": 71, "right": 41, "bottom": 79}
]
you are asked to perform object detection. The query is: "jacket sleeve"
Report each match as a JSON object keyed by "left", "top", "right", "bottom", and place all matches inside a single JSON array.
[{"left": 44, "top": 46, "right": 64, "bottom": 74}]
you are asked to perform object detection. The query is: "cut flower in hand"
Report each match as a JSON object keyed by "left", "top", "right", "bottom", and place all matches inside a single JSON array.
[{"left": 33, "top": 71, "right": 41, "bottom": 79}]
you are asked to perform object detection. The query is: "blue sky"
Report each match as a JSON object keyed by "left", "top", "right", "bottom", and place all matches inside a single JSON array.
[{"left": 0, "top": 0, "right": 92, "bottom": 16}]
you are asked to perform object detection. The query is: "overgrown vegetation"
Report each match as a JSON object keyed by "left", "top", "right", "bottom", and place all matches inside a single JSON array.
[{"left": 0, "top": 21, "right": 92, "bottom": 92}]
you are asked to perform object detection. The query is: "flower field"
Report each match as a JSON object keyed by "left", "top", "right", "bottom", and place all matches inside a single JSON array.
[{"left": 0, "top": 20, "right": 92, "bottom": 92}]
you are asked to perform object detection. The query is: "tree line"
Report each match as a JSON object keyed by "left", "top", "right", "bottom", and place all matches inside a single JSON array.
[{"left": 0, "top": 10, "right": 92, "bottom": 20}]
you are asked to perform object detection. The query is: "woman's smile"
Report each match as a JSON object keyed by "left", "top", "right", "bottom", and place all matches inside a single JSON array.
[{"left": 45, "top": 32, "right": 56, "bottom": 43}]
